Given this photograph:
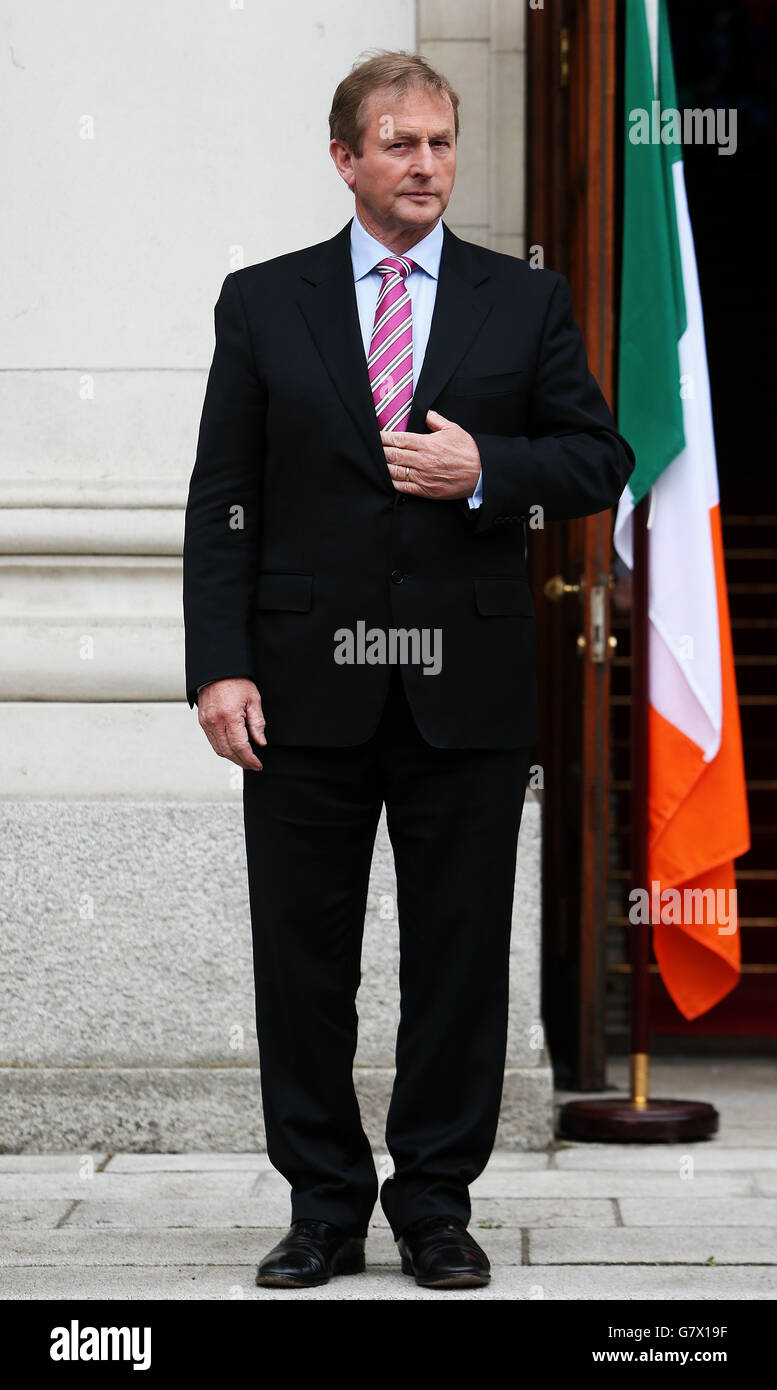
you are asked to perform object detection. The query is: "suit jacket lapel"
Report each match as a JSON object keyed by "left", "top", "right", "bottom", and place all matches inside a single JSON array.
[
  {"left": 296, "top": 217, "right": 494, "bottom": 494},
  {"left": 405, "top": 225, "right": 493, "bottom": 435}
]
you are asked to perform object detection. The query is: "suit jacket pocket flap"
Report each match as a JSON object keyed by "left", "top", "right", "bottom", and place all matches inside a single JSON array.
[
  {"left": 255, "top": 572, "right": 313, "bottom": 611},
  {"left": 455, "top": 369, "right": 525, "bottom": 397},
  {"left": 474, "top": 577, "right": 534, "bottom": 617}
]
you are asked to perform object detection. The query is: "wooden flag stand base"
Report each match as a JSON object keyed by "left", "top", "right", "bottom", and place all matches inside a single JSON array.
[
  {"left": 558, "top": 496, "right": 719, "bottom": 1144},
  {"left": 559, "top": 1054, "right": 719, "bottom": 1141}
]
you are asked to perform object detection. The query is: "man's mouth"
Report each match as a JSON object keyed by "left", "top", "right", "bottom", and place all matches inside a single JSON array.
[{"left": 403, "top": 191, "right": 435, "bottom": 198}]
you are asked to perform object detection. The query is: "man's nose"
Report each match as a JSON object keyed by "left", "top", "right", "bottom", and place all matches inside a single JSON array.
[{"left": 410, "top": 140, "right": 436, "bottom": 175}]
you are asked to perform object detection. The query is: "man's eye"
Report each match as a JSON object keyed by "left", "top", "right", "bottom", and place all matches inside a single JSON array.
[{"left": 387, "top": 140, "right": 448, "bottom": 150}]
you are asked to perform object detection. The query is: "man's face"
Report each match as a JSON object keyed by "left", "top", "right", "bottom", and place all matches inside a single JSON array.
[{"left": 331, "top": 85, "right": 456, "bottom": 238}]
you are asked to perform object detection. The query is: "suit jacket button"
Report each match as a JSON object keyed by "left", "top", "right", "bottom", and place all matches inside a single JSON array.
[{"left": 391, "top": 569, "right": 405, "bottom": 584}]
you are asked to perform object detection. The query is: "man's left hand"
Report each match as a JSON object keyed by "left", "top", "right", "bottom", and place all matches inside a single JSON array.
[{"left": 381, "top": 409, "right": 481, "bottom": 500}]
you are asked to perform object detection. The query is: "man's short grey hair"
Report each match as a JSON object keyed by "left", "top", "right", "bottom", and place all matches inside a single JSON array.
[{"left": 329, "top": 49, "right": 460, "bottom": 158}]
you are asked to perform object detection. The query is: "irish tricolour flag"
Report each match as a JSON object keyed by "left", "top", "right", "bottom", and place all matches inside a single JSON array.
[{"left": 613, "top": 0, "right": 750, "bottom": 1019}]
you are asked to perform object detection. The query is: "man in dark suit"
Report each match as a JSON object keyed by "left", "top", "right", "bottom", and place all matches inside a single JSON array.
[{"left": 183, "top": 50, "right": 634, "bottom": 1289}]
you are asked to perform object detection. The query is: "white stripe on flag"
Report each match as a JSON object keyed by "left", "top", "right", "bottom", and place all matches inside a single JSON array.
[{"left": 614, "top": 156, "right": 723, "bottom": 762}]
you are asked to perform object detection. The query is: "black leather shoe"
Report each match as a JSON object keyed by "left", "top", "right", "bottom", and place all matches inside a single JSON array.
[
  {"left": 255, "top": 1219, "right": 366, "bottom": 1288},
  {"left": 397, "top": 1215, "right": 491, "bottom": 1288}
]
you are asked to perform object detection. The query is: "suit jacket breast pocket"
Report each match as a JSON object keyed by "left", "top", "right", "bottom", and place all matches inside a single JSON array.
[
  {"left": 454, "top": 370, "right": 526, "bottom": 398},
  {"left": 439, "top": 370, "right": 527, "bottom": 434}
]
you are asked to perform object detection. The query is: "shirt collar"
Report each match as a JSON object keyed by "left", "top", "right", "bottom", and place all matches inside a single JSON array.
[{"left": 350, "top": 208, "right": 443, "bottom": 282}]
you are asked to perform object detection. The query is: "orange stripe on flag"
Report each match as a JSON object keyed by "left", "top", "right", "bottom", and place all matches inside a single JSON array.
[
  {"left": 647, "top": 504, "right": 750, "bottom": 1018},
  {"left": 651, "top": 862, "right": 741, "bottom": 1020}
]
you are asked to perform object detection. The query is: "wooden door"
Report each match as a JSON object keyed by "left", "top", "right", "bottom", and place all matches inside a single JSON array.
[{"left": 526, "top": 0, "right": 620, "bottom": 1088}]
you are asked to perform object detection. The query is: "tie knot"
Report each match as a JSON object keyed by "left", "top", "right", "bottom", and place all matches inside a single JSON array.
[{"left": 376, "top": 256, "right": 416, "bottom": 281}]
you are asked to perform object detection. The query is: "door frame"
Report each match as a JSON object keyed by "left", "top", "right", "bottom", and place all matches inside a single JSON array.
[{"left": 526, "top": 0, "right": 620, "bottom": 1088}]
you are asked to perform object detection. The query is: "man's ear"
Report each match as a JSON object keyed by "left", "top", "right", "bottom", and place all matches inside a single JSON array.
[{"left": 329, "top": 139, "right": 356, "bottom": 191}]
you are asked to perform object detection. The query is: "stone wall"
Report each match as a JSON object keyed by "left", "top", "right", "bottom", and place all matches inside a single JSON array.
[{"left": 0, "top": 0, "right": 551, "bottom": 1149}]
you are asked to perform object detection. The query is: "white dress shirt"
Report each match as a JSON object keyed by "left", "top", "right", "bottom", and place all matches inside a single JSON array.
[{"left": 349, "top": 210, "right": 483, "bottom": 507}]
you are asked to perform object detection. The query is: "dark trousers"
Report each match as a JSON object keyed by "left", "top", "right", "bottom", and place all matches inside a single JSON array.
[{"left": 242, "top": 666, "right": 533, "bottom": 1239}]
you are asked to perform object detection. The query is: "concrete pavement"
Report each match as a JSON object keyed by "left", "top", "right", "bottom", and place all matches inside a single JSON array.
[{"left": 1, "top": 1058, "right": 774, "bottom": 1300}]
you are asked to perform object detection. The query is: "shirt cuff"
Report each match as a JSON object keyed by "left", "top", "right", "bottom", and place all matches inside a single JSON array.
[{"left": 467, "top": 469, "right": 484, "bottom": 509}]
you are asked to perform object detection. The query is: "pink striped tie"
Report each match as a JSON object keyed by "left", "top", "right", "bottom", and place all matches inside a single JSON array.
[{"left": 368, "top": 256, "right": 416, "bottom": 433}]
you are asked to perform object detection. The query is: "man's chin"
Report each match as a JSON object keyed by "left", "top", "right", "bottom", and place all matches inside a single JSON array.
[{"left": 395, "top": 194, "right": 443, "bottom": 221}]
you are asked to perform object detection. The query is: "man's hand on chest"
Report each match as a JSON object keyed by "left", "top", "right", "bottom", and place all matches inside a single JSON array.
[{"left": 380, "top": 408, "right": 481, "bottom": 501}]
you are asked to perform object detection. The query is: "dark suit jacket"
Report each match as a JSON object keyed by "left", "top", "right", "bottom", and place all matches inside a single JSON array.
[{"left": 182, "top": 217, "right": 635, "bottom": 748}]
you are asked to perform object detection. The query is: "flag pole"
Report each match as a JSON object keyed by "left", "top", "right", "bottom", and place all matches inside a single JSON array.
[
  {"left": 559, "top": 0, "right": 723, "bottom": 1141},
  {"left": 629, "top": 490, "right": 651, "bottom": 1107},
  {"left": 560, "top": 489, "right": 718, "bottom": 1140}
]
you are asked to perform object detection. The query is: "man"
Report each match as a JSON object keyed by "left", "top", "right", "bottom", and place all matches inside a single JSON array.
[{"left": 183, "top": 50, "right": 635, "bottom": 1290}]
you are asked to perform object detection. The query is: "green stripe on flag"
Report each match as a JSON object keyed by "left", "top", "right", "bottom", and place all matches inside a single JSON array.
[{"left": 618, "top": 0, "right": 687, "bottom": 502}]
